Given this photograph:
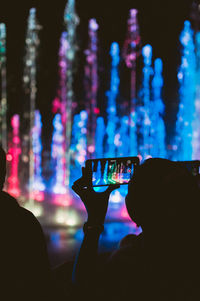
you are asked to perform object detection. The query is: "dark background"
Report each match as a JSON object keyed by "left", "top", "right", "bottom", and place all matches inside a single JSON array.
[{"left": 0, "top": 0, "right": 197, "bottom": 147}]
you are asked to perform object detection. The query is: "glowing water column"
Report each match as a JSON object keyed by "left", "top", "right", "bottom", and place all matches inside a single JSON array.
[
  {"left": 116, "top": 116, "right": 130, "bottom": 157},
  {"left": 53, "top": 31, "right": 68, "bottom": 189},
  {"left": 151, "top": 58, "right": 166, "bottom": 158},
  {"left": 138, "top": 45, "right": 153, "bottom": 160},
  {"left": 123, "top": 9, "right": 141, "bottom": 156},
  {"left": 51, "top": 114, "right": 67, "bottom": 196},
  {"left": 58, "top": 31, "right": 68, "bottom": 118},
  {"left": 84, "top": 19, "right": 99, "bottom": 158},
  {"left": 22, "top": 8, "right": 41, "bottom": 202},
  {"left": 0, "top": 23, "right": 7, "bottom": 151},
  {"left": 192, "top": 31, "right": 200, "bottom": 159},
  {"left": 53, "top": 31, "right": 68, "bottom": 116},
  {"left": 7, "top": 115, "right": 21, "bottom": 198},
  {"left": 70, "top": 110, "right": 88, "bottom": 183},
  {"left": 63, "top": 0, "right": 79, "bottom": 186},
  {"left": 32, "top": 110, "right": 45, "bottom": 201},
  {"left": 95, "top": 116, "right": 105, "bottom": 159},
  {"left": 105, "top": 42, "right": 120, "bottom": 158},
  {"left": 175, "top": 21, "right": 196, "bottom": 161}
]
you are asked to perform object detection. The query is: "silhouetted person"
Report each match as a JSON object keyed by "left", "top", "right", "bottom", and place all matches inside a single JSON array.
[
  {"left": 0, "top": 146, "right": 61, "bottom": 300},
  {"left": 72, "top": 158, "right": 200, "bottom": 300}
]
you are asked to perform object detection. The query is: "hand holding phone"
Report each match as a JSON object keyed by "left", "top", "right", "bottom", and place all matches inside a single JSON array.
[{"left": 72, "top": 167, "right": 120, "bottom": 224}]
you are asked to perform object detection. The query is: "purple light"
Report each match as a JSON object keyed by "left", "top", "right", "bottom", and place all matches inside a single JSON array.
[{"left": 89, "top": 18, "right": 99, "bottom": 31}]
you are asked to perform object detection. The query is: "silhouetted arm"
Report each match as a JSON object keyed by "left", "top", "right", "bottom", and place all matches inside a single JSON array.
[
  {"left": 71, "top": 168, "right": 119, "bottom": 296},
  {"left": 72, "top": 226, "right": 103, "bottom": 288}
]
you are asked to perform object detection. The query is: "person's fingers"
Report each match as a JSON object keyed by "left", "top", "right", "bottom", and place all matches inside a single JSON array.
[
  {"left": 72, "top": 176, "right": 87, "bottom": 196},
  {"left": 72, "top": 181, "right": 83, "bottom": 193},
  {"left": 73, "top": 175, "right": 88, "bottom": 187},
  {"left": 82, "top": 166, "right": 86, "bottom": 176}
]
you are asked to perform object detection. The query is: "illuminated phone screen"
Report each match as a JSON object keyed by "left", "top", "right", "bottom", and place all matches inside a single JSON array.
[{"left": 85, "top": 156, "right": 140, "bottom": 186}]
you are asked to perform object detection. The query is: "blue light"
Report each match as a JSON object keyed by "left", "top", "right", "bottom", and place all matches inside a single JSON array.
[
  {"left": 192, "top": 31, "right": 200, "bottom": 159},
  {"left": 105, "top": 42, "right": 120, "bottom": 158},
  {"left": 70, "top": 110, "right": 88, "bottom": 183},
  {"left": 174, "top": 21, "right": 196, "bottom": 160},
  {"left": 51, "top": 113, "right": 66, "bottom": 194},
  {"left": 116, "top": 116, "right": 130, "bottom": 157},
  {"left": 32, "top": 110, "right": 45, "bottom": 191},
  {"left": 138, "top": 44, "right": 153, "bottom": 160},
  {"left": 142, "top": 44, "right": 152, "bottom": 66},
  {"left": 95, "top": 117, "right": 105, "bottom": 158},
  {"left": 151, "top": 58, "right": 166, "bottom": 158}
]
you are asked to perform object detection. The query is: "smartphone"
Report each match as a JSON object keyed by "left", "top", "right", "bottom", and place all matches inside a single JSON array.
[
  {"left": 177, "top": 160, "right": 200, "bottom": 176},
  {"left": 85, "top": 156, "right": 140, "bottom": 187}
]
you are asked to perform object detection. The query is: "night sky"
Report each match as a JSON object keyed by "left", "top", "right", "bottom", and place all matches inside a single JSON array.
[{"left": 0, "top": 0, "right": 197, "bottom": 145}]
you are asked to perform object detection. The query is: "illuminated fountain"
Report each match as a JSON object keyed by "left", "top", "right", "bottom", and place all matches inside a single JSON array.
[
  {"left": 32, "top": 110, "right": 45, "bottom": 201},
  {"left": 21, "top": 8, "right": 41, "bottom": 206},
  {"left": 50, "top": 0, "right": 79, "bottom": 207},
  {"left": 192, "top": 31, "right": 200, "bottom": 159},
  {"left": 4, "top": 4, "right": 200, "bottom": 228},
  {"left": 63, "top": 0, "right": 79, "bottom": 187},
  {"left": 105, "top": 42, "right": 120, "bottom": 158},
  {"left": 151, "top": 58, "right": 166, "bottom": 158},
  {"left": 7, "top": 115, "right": 21, "bottom": 198},
  {"left": 52, "top": 32, "right": 68, "bottom": 197},
  {"left": 137, "top": 44, "right": 153, "bottom": 160},
  {"left": 123, "top": 9, "right": 141, "bottom": 156},
  {"left": 4, "top": 7, "right": 171, "bottom": 225},
  {"left": 70, "top": 111, "right": 88, "bottom": 181},
  {"left": 95, "top": 116, "right": 105, "bottom": 159},
  {"left": 174, "top": 20, "right": 196, "bottom": 160},
  {"left": 85, "top": 18, "right": 99, "bottom": 158},
  {"left": 51, "top": 114, "right": 66, "bottom": 195},
  {"left": 51, "top": 113, "right": 71, "bottom": 208},
  {"left": 0, "top": 23, "right": 7, "bottom": 152}
]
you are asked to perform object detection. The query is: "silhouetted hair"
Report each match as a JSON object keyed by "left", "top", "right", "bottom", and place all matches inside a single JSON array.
[
  {"left": 0, "top": 145, "right": 6, "bottom": 190},
  {"left": 126, "top": 158, "right": 200, "bottom": 230},
  {"left": 126, "top": 158, "right": 200, "bottom": 295}
]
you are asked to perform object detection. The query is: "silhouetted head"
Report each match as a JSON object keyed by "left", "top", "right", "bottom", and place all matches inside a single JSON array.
[
  {"left": 125, "top": 158, "right": 200, "bottom": 234},
  {"left": 0, "top": 145, "right": 6, "bottom": 190}
]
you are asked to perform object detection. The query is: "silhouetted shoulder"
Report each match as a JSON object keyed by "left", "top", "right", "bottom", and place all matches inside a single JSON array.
[
  {"left": 1, "top": 190, "right": 44, "bottom": 235},
  {"left": 0, "top": 190, "right": 20, "bottom": 209},
  {"left": 1, "top": 191, "right": 54, "bottom": 300}
]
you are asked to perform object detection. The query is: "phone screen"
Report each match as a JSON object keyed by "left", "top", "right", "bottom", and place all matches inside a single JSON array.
[{"left": 85, "top": 156, "right": 140, "bottom": 186}]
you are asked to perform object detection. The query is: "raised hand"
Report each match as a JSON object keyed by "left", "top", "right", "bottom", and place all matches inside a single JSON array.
[{"left": 72, "top": 167, "right": 120, "bottom": 225}]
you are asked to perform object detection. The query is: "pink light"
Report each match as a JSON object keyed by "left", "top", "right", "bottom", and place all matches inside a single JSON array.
[
  {"left": 13, "top": 137, "right": 20, "bottom": 144},
  {"left": 89, "top": 18, "right": 98, "bottom": 31},
  {"left": 11, "top": 116, "right": 19, "bottom": 128},
  {"left": 52, "top": 97, "right": 61, "bottom": 113},
  {"left": 6, "top": 154, "right": 13, "bottom": 161},
  {"left": 94, "top": 107, "right": 100, "bottom": 114},
  {"left": 8, "top": 188, "right": 20, "bottom": 198},
  {"left": 88, "top": 145, "right": 95, "bottom": 153},
  {"left": 52, "top": 194, "right": 72, "bottom": 207},
  {"left": 7, "top": 114, "right": 21, "bottom": 199},
  {"left": 7, "top": 176, "right": 18, "bottom": 184},
  {"left": 77, "top": 155, "right": 85, "bottom": 163},
  {"left": 30, "top": 191, "right": 44, "bottom": 202},
  {"left": 130, "top": 9, "right": 138, "bottom": 17},
  {"left": 34, "top": 191, "right": 44, "bottom": 202},
  {"left": 120, "top": 205, "right": 132, "bottom": 221}
]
